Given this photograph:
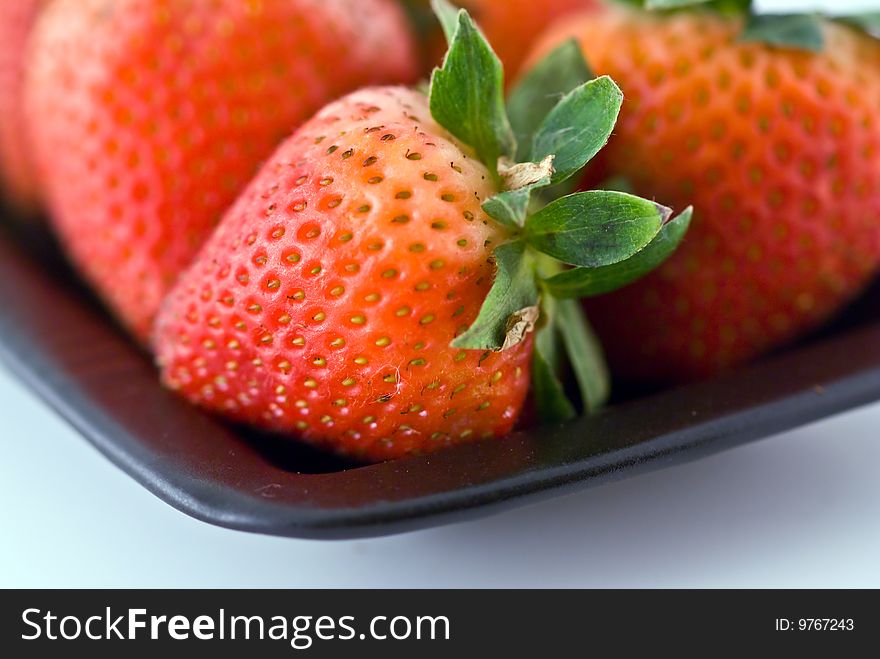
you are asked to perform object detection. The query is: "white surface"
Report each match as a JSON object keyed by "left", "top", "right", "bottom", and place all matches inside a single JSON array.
[
  {"left": 3, "top": 0, "right": 880, "bottom": 589},
  {"left": 1, "top": 363, "right": 878, "bottom": 588}
]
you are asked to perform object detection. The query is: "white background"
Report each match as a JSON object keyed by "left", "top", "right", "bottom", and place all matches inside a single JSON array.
[{"left": 2, "top": 0, "right": 880, "bottom": 588}]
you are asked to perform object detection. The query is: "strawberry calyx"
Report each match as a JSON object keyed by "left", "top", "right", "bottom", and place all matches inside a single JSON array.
[
  {"left": 837, "top": 14, "right": 880, "bottom": 38},
  {"left": 740, "top": 13, "right": 824, "bottom": 52},
  {"left": 635, "top": 1, "right": 826, "bottom": 52},
  {"left": 633, "top": 0, "right": 880, "bottom": 53},
  {"left": 428, "top": 1, "right": 691, "bottom": 421},
  {"left": 639, "top": 0, "right": 749, "bottom": 12}
]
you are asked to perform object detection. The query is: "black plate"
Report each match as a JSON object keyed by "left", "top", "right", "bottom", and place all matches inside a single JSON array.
[{"left": 2, "top": 217, "right": 880, "bottom": 540}]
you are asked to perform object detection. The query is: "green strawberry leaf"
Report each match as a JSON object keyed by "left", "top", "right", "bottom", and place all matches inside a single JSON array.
[
  {"left": 483, "top": 186, "right": 535, "bottom": 229},
  {"left": 740, "top": 14, "right": 824, "bottom": 52},
  {"left": 835, "top": 12, "right": 880, "bottom": 38},
  {"left": 483, "top": 179, "right": 550, "bottom": 229},
  {"left": 530, "top": 76, "right": 623, "bottom": 186},
  {"left": 544, "top": 206, "right": 693, "bottom": 298},
  {"left": 431, "top": 0, "right": 460, "bottom": 43},
  {"left": 483, "top": 156, "right": 555, "bottom": 227},
  {"left": 507, "top": 39, "right": 593, "bottom": 162},
  {"left": 429, "top": 0, "right": 516, "bottom": 179},
  {"left": 531, "top": 293, "right": 608, "bottom": 421},
  {"left": 524, "top": 191, "right": 672, "bottom": 268},
  {"left": 452, "top": 241, "right": 539, "bottom": 351},
  {"left": 556, "top": 299, "right": 609, "bottom": 412},
  {"left": 532, "top": 318, "right": 578, "bottom": 424}
]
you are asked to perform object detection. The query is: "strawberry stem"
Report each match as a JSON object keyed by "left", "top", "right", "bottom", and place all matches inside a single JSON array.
[{"left": 429, "top": 1, "right": 691, "bottom": 422}]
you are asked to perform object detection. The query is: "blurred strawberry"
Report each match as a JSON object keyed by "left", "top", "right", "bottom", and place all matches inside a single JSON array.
[
  {"left": 0, "top": 0, "right": 46, "bottom": 212},
  {"left": 25, "top": 0, "right": 417, "bottom": 342},
  {"left": 528, "top": 4, "right": 880, "bottom": 382}
]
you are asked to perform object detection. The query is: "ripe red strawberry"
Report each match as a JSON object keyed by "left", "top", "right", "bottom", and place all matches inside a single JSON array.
[
  {"left": 155, "top": 87, "right": 534, "bottom": 461},
  {"left": 25, "top": 0, "right": 417, "bottom": 342},
  {"left": 528, "top": 4, "right": 880, "bottom": 382},
  {"left": 155, "top": 4, "right": 685, "bottom": 461},
  {"left": 404, "top": 0, "right": 599, "bottom": 79},
  {"left": 0, "top": 0, "right": 46, "bottom": 212}
]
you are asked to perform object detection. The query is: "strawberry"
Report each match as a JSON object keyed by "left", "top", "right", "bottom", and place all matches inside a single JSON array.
[
  {"left": 25, "top": 0, "right": 418, "bottom": 342},
  {"left": 403, "top": 0, "right": 599, "bottom": 79},
  {"left": 527, "top": 3, "right": 880, "bottom": 382},
  {"left": 156, "top": 87, "right": 534, "bottom": 461},
  {"left": 0, "top": 0, "right": 46, "bottom": 212},
  {"left": 155, "top": 1, "right": 688, "bottom": 461}
]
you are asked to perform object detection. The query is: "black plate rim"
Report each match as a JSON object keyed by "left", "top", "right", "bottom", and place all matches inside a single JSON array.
[
  {"left": 3, "top": 225, "right": 880, "bottom": 540},
  {"left": 4, "top": 314, "right": 880, "bottom": 540}
]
